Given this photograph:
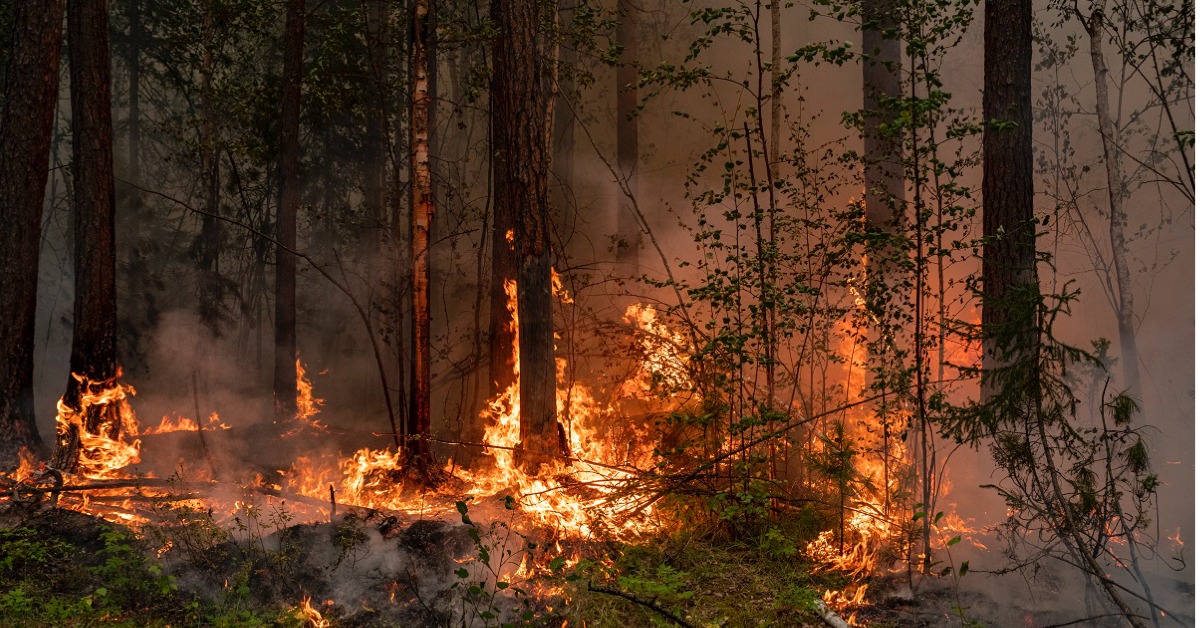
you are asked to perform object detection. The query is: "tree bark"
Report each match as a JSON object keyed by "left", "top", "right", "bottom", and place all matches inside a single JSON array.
[
  {"left": 862, "top": 0, "right": 903, "bottom": 230},
  {"left": 408, "top": 0, "right": 434, "bottom": 470},
  {"left": 56, "top": 0, "right": 121, "bottom": 471},
  {"left": 1084, "top": 10, "right": 1141, "bottom": 398},
  {"left": 0, "top": 0, "right": 64, "bottom": 464},
  {"left": 491, "top": 0, "right": 561, "bottom": 471},
  {"left": 273, "top": 0, "right": 305, "bottom": 424},
  {"left": 981, "top": 0, "right": 1037, "bottom": 382},
  {"left": 615, "top": 0, "right": 641, "bottom": 271}
]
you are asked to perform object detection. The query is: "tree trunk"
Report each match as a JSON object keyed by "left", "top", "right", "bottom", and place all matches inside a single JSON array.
[
  {"left": 0, "top": 0, "right": 64, "bottom": 464},
  {"left": 615, "top": 0, "right": 641, "bottom": 271},
  {"left": 551, "top": 3, "right": 576, "bottom": 240},
  {"left": 408, "top": 0, "right": 434, "bottom": 471},
  {"left": 126, "top": 0, "right": 141, "bottom": 182},
  {"left": 273, "top": 0, "right": 305, "bottom": 424},
  {"left": 197, "top": 5, "right": 223, "bottom": 335},
  {"left": 1084, "top": 10, "right": 1141, "bottom": 398},
  {"left": 57, "top": 0, "right": 121, "bottom": 471},
  {"left": 862, "top": 0, "right": 903, "bottom": 230},
  {"left": 491, "top": 0, "right": 561, "bottom": 471},
  {"left": 981, "top": 0, "right": 1037, "bottom": 382}
]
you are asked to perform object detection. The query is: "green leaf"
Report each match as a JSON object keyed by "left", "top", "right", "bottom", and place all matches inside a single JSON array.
[{"left": 947, "top": 536, "right": 961, "bottom": 547}]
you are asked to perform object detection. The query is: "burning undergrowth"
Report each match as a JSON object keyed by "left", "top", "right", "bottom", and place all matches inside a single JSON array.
[{"left": 0, "top": 278, "right": 1003, "bottom": 627}]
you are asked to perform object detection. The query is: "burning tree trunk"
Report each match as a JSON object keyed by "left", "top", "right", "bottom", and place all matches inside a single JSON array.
[
  {"left": 615, "top": 0, "right": 641, "bottom": 271},
  {"left": 1082, "top": 9, "right": 1141, "bottom": 399},
  {"left": 0, "top": 0, "right": 64, "bottom": 464},
  {"left": 491, "top": 0, "right": 561, "bottom": 471},
  {"left": 981, "top": 0, "right": 1037, "bottom": 381},
  {"left": 273, "top": 0, "right": 305, "bottom": 424},
  {"left": 57, "top": 0, "right": 121, "bottom": 471},
  {"left": 408, "top": 0, "right": 435, "bottom": 471}
]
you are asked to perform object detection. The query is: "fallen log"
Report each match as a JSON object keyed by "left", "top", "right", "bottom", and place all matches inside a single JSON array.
[{"left": 814, "top": 599, "right": 852, "bottom": 628}]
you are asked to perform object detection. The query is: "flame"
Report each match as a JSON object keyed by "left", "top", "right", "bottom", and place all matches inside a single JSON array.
[
  {"left": 291, "top": 358, "right": 327, "bottom": 433},
  {"left": 621, "top": 303, "right": 692, "bottom": 395},
  {"left": 13, "top": 447, "right": 38, "bottom": 482},
  {"left": 55, "top": 370, "right": 142, "bottom": 479},
  {"left": 299, "top": 596, "right": 329, "bottom": 628},
  {"left": 142, "top": 412, "right": 230, "bottom": 435}
]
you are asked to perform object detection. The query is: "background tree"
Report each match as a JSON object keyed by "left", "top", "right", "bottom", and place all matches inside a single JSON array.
[
  {"left": 273, "top": 0, "right": 305, "bottom": 424},
  {"left": 0, "top": 0, "right": 65, "bottom": 464},
  {"left": 615, "top": 0, "right": 641, "bottom": 271}
]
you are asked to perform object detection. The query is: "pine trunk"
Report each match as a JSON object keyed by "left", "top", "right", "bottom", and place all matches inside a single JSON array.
[
  {"left": 862, "top": 0, "right": 903, "bottom": 230},
  {"left": 57, "top": 0, "right": 121, "bottom": 471},
  {"left": 491, "top": 0, "right": 560, "bottom": 471},
  {"left": 0, "top": 0, "right": 64, "bottom": 464},
  {"left": 981, "top": 0, "right": 1037, "bottom": 380}
]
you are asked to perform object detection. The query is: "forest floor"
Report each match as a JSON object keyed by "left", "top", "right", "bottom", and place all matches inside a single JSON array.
[{"left": 0, "top": 501, "right": 958, "bottom": 627}]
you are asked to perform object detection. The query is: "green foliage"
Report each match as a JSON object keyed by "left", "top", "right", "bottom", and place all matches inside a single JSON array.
[
  {"left": 92, "top": 529, "right": 179, "bottom": 610},
  {"left": 451, "top": 498, "right": 538, "bottom": 627}
]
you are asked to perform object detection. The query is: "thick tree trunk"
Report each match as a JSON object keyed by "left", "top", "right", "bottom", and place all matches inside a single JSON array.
[
  {"left": 862, "top": 0, "right": 903, "bottom": 230},
  {"left": 57, "top": 0, "right": 121, "bottom": 471},
  {"left": 981, "top": 0, "right": 1037, "bottom": 382},
  {"left": 273, "top": 0, "right": 305, "bottom": 424},
  {"left": 0, "top": 0, "right": 64, "bottom": 464},
  {"left": 491, "top": 0, "right": 561, "bottom": 471},
  {"left": 615, "top": 0, "right": 641, "bottom": 271},
  {"left": 408, "top": 0, "right": 434, "bottom": 470},
  {"left": 1085, "top": 11, "right": 1141, "bottom": 398}
]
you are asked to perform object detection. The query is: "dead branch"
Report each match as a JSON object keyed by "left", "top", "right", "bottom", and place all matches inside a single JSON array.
[{"left": 587, "top": 582, "right": 695, "bottom": 628}]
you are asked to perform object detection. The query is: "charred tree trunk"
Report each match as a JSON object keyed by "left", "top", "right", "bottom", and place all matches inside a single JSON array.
[
  {"left": 491, "top": 0, "right": 561, "bottom": 471},
  {"left": 1084, "top": 10, "right": 1141, "bottom": 398},
  {"left": 615, "top": 0, "right": 641, "bottom": 271},
  {"left": 408, "top": 0, "right": 434, "bottom": 471},
  {"left": 56, "top": 0, "right": 121, "bottom": 471},
  {"left": 0, "top": 0, "right": 64, "bottom": 464},
  {"left": 273, "top": 0, "right": 305, "bottom": 424},
  {"left": 981, "top": 0, "right": 1037, "bottom": 381},
  {"left": 862, "top": 0, "right": 903, "bottom": 230}
]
